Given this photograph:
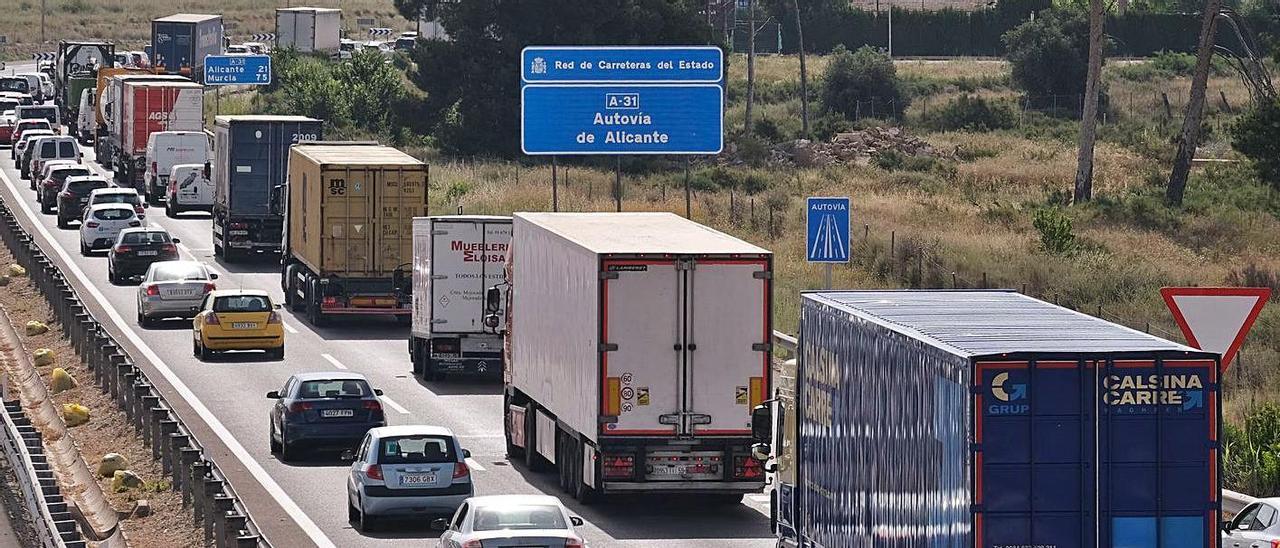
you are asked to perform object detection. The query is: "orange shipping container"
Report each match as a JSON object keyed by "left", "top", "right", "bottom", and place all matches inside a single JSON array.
[{"left": 286, "top": 143, "right": 428, "bottom": 278}]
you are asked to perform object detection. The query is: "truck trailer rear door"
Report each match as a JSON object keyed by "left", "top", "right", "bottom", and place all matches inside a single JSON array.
[
  {"left": 601, "top": 260, "right": 680, "bottom": 436},
  {"left": 688, "top": 259, "right": 769, "bottom": 435}
]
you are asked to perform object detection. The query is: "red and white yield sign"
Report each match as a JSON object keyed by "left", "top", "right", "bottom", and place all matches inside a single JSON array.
[{"left": 1161, "top": 287, "right": 1271, "bottom": 371}]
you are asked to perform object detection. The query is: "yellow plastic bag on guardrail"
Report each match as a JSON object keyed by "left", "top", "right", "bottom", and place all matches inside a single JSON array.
[
  {"left": 62, "top": 403, "right": 89, "bottom": 427},
  {"left": 25, "top": 321, "right": 48, "bottom": 336},
  {"left": 7, "top": 265, "right": 26, "bottom": 277},
  {"left": 111, "top": 470, "right": 142, "bottom": 492},
  {"left": 97, "top": 454, "right": 128, "bottom": 479},
  {"left": 32, "top": 348, "right": 54, "bottom": 366},
  {"left": 50, "top": 368, "right": 75, "bottom": 394}
]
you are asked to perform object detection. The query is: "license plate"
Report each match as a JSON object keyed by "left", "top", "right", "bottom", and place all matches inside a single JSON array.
[
  {"left": 320, "top": 409, "right": 354, "bottom": 418},
  {"left": 229, "top": 230, "right": 249, "bottom": 236},
  {"left": 400, "top": 473, "right": 435, "bottom": 485},
  {"left": 137, "top": 250, "right": 157, "bottom": 256},
  {"left": 231, "top": 322, "right": 257, "bottom": 329},
  {"left": 167, "top": 289, "right": 193, "bottom": 296}
]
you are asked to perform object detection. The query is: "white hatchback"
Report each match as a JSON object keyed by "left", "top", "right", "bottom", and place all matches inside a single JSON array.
[
  {"left": 87, "top": 187, "right": 147, "bottom": 226},
  {"left": 79, "top": 203, "right": 142, "bottom": 255}
]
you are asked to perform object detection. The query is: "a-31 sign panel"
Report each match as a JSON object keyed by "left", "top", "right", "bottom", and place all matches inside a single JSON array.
[
  {"left": 203, "top": 55, "right": 271, "bottom": 86},
  {"left": 520, "top": 46, "right": 724, "bottom": 155}
]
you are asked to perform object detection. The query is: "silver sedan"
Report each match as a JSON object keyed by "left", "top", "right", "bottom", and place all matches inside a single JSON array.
[
  {"left": 433, "top": 494, "right": 587, "bottom": 548},
  {"left": 135, "top": 260, "right": 218, "bottom": 326}
]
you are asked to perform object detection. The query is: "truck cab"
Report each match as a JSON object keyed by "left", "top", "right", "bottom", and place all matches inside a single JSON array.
[{"left": 145, "top": 131, "right": 211, "bottom": 205}]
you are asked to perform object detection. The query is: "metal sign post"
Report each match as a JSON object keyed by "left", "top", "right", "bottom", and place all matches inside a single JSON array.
[{"left": 806, "top": 197, "right": 851, "bottom": 289}]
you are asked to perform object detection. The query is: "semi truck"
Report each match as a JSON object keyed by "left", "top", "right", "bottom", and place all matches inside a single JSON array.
[
  {"left": 752, "top": 290, "right": 1222, "bottom": 548},
  {"left": 98, "top": 78, "right": 203, "bottom": 189},
  {"left": 498, "top": 212, "right": 773, "bottom": 502},
  {"left": 279, "top": 142, "right": 427, "bottom": 326},
  {"left": 54, "top": 41, "right": 114, "bottom": 126},
  {"left": 212, "top": 115, "right": 323, "bottom": 262},
  {"left": 276, "top": 8, "right": 342, "bottom": 54},
  {"left": 92, "top": 71, "right": 186, "bottom": 160},
  {"left": 151, "top": 14, "right": 223, "bottom": 81},
  {"left": 409, "top": 216, "right": 511, "bottom": 381}
]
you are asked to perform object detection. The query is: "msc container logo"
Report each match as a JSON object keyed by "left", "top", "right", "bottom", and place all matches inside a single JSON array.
[{"left": 988, "top": 372, "right": 1028, "bottom": 416}]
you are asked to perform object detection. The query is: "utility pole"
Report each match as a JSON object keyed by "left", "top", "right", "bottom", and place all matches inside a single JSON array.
[
  {"left": 888, "top": 6, "right": 893, "bottom": 58},
  {"left": 745, "top": 0, "right": 756, "bottom": 133},
  {"left": 794, "top": 0, "right": 809, "bottom": 136},
  {"left": 41, "top": 0, "right": 46, "bottom": 43}
]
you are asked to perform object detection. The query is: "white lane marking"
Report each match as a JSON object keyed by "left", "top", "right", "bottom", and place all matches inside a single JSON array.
[
  {"left": 379, "top": 395, "right": 411, "bottom": 415},
  {"left": 281, "top": 321, "right": 298, "bottom": 334},
  {"left": 464, "top": 458, "right": 486, "bottom": 472},
  {"left": 0, "top": 168, "right": 336, "bottom": 548},
  {"left": 320, "top": 353, "right": 347, "bottom": 370}
]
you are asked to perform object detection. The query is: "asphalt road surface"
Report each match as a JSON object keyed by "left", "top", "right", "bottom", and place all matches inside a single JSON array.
[{"left": 0, "top": 136, "right": 775, "bottom": 547}]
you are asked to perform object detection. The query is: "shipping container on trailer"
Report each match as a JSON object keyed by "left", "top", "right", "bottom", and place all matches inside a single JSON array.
[
  {"left": 93, "top": 72, "right": 188, "bottom": 173},
  {"left": 409, "top": 216, "right": 510, "bottom": 381},
  {"left": 275, "top": 7, "right": 342, "bottom": 54},
  {"left": 151, "top": 14, "right": 223, "bottom": 81},
  {"left": 281, "top": 142, "right": 427, "bottom": 326},
  {"left": 503, "top": 212, "right": 773, "bottom": 503},
  {"left": 760, "top": 290, "right": 1221, "bottom": 548},
  {"left": 212, "top": 115, "right": 323, "bottom": 262},
  {"left": 55, "top": 41, "right": 114, "bottom": 112}
]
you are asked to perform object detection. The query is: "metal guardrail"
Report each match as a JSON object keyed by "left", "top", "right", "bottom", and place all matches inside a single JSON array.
[
  {"left": 0, "top": 398, "right": 85, "bottom": 548},
  {"left": 771, "top": 330, "right": 797, "bottom": 357}
]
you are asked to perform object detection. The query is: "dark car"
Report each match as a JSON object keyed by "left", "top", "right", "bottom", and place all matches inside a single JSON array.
[
  {"left": 56, "top": 176, "right": 110, "bottom": 228},
  {"left": 108, "top": 228, "right": 180, "bottom": 284},
  {"left": 267, "top": 372, "right": 386, "bottom": 461},
  {"left": 39, "top": 165, "right": 91, "bottom": 213}
]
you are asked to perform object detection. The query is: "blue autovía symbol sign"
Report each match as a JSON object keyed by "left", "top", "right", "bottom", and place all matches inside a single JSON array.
[
  {"left": 806, "top": 197, "right": 850, "bottom": 263},
  {"left": 520, "top": 46, "right": 724, "bottom": 156},
  {"left": 203, "top": 55, "right": 271, "bottom": 86}
]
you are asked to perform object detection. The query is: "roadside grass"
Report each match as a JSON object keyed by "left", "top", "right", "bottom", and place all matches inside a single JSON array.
[{"left": 0, "top": 0, "right": 411, "bottom": 61}]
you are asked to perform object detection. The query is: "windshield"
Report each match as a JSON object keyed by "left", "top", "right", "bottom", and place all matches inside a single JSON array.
[
  {"left": 94, "top": 193, "right": 140, "bottom": 205},
  {"left": 151, "top": 263, "right": 208, "bottom": 282},
  {"left": 0, "top": 80, "right": 27, "bottom": 93},
  {"left": 68, "top": 180, "right": 108, "bottom": 194},
  {"left": 472, "top": 505, "right": 568, "bottom": 532},
  {"left": 297, "top": 379, "right": 372, "bottom": 399},
  {"left": 92, "top": 208, "right": 134, "bottom": 221},
  {"left": 20, "top": 108, "right": 55, "bottom": 121},
  {"left": 377, "top": 435, "right": 455, "bottom": 464},
  {"left": 213, "top": 295, "right": 271, "bottom": 313},
  {"left": 121, "top": 231, "right": 170, "bottom": 245}
]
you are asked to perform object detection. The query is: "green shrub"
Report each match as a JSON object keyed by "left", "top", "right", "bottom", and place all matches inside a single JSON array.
[
  {"left": 1231, "top": 98, "right": 1280, "bottom": 191},
  {"left": 754, "top": 117, "right": 785, "bottom": 143},
  {"left": 1032, "top": 207, "right": 1077, "bottom": 255},
  {"left": 735, "top": 134, "right": 772, "bottom": 167},
  {"left": 693, "top": 166, "right": 772, "bottom": 195},
  {"left": 820, "top": 45, "right": 907, "bottom": 120},
  {"left": 874, "top": 150, "right": 951, "bottom": 174},
  {"left": 922, "top": 95, "right": 1018, "bottom": 131},
  {"left": 1003, "top": 10, "right": 1089, "bottom": 99},
  {"left": 811, "top": 112, "right": 854, "bottom": 141},
  {"left": 1224, "top": 404, "right": 1280, "bottom": 496}
]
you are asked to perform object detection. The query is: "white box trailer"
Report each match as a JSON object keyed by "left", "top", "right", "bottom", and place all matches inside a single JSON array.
[
  {"left": 276, "top": 7, "right": 342, "bottom": 54},
  {"left": 410, "top": 216, "right": 511, "bottom": 380},
  {"left": 503, "top": 212, "right": 772, "bottom": 502}
]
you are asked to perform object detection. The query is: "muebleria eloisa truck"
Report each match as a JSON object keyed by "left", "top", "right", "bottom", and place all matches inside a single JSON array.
[
  {"left": 751, "top": 290, "right": 1221, "bottom": 548},
  {"left": 409, "top": 216, "right": 511, "bottom": 381},
  {"left": 498, "top": 212, "right": 773, "bottom": 502}
]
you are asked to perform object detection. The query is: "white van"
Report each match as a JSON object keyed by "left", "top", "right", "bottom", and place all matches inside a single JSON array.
[
  {"left": 144, "top": 131, "right": 211, "bottom": 205},
  {"left": 165, "top": 163, "right": 214, "bottom": 217},
  {"left": 75, "top": 89, "right": 95, "bottom": 144},
  {"left": 15, "top": 74, "right": 46, "bottom": 103}
]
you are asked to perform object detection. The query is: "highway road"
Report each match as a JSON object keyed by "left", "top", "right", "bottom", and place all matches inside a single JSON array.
[{"left": 0, "top": 137, "right": 775, "bottom": 546}]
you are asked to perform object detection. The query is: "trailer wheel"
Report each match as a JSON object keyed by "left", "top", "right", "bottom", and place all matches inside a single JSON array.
[
  {"left": 307, "top": 277, "right": 328, "bottom": 327},
  {"left": 557, "top": 429, "right": 571, "bottom": 492},
  {"left": 524, "top": 403, "right": 547, "bottom": 472},
  {"left": 410, "top": 339, "right": 425, "bottom": 375}
]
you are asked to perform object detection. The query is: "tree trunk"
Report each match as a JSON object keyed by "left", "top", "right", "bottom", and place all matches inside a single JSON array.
[
  {"left": 795, "top": 0, "right": 809, "bottom": 137},
  {"left": 1167, "top": 0, "right": 1224, "bottom": 206},
  {"left": 745, "top": 0, "right": 757, "bottom": 134},
  {"left": 1073, "top": 0, "right": 1105, "bottom": 203}
]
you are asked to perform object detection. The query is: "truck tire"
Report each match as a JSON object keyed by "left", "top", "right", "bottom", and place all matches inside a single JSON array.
[
  {"left": 557, "top": 429, "right": 572, "bottom": 492},
  {"left": 307, "top": 277, "right": 328, "bottom": 327},
  {"left": 410, "top": 339, "right": 425, "bottom": 375}
]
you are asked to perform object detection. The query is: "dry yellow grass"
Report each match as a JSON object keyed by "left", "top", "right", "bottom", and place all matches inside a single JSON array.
[{"left": 0, "top": 0, "right": 411, "bottom": 60}]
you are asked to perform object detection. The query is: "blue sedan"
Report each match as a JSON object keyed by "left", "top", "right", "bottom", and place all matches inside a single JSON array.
[{"left": 267, "top": 372, "right": 387, "bottom": 461}]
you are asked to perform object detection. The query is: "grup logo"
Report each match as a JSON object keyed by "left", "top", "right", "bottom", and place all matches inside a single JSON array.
[{"left": 988, "top": 371, "right": 1029, "bottom": 416}]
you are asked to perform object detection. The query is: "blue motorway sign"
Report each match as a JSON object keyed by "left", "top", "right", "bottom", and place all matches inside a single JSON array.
[
  {"left": 203, "top": 55, "right": 271, "bottom": 86},
  {"left": 522, "top": 46, "right": 723, "bottom": 83},
  {"left": 522, "top": 85, "right": 722, "bottom": 155},
  {"left": 806, "top": 197, "right": 851, "bottom": 263}
]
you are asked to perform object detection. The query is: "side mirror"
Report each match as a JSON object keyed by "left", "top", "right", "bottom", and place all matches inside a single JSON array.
[
  {"left": 751, "top": 404, "right": 771, "bottom": 443},
  {"left": 1221, "top": 519, "right": 1233, "bottom": 532},
  {"left": 430, "top": 517, "right": 449, "bottom": 531},
  {"left": 209, "top": 273, "right": 219, "bottom": 280},
  {"left": 340, "top": 449, "right": 355, "bottom": 461},
  {"left": 203, "top": 162, "right": 211, "bottom": 180},
  {"left": 485, "top": 286, "right": 501, "bottom": 313},
  {"left": 570, "top": 516, "right": 584, "bottom": 527},
  {"left": 483, "top": 314, "right": 500, "bottom": 330},
  {"left": 266, "top": 391, "right": 281, "bottom": 399},
  {"left": 171, "top": 238, "right": 180, "bottom": 244},
  {"left": 374, "top": 389, "right": 384, "bottom": 396},
  {"left": 751, "top": 442, "right": 772, "bottom": 462},
  {"left": 273, "top": 304, "right": 282, "bottom": 310},
  {"left": 462, "top": 448, "right": 471, "bottom": 458}
]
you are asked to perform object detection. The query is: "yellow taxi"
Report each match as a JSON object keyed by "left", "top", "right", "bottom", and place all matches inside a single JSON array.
[{"left": 193, "top": 290, "right": 285, "bottom": 361}]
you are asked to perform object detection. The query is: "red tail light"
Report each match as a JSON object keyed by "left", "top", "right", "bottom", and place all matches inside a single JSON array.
[
  {"left": 462, "top": 541, "right": 482, "bottom": 548},
  {"left": 205, "top": 313, "right": 220, "bottom": 325},
  {"left": 365, "top": 464, "right": 383, "bottom": 481},
  {"left": 134, "top": 206, "right": 145, "bottom": 215},
  {"left": 229, "top": 222, "right": 248, "bottom": 229},
  {"left": 267, "top": 311, "right": 281, "bottom": 324},
  {"left": 452, "top": 460, "right": 470, "bottom": 479},
  {"left": 59, "top": 192, "right": 71, "bottom": 199},
  {"left": 564, "top": 538, "right": 585, "bottom": 548},
  {"left": 321, "top": 296, "right": 338, "bottom": 308},
  {"left": 85, "top": 221, "right": 99, "bottom": 228},
  {"left": 362, "top": 399, "right": 382, "bottom": 412},
  {"left": 115, "top": 245, "right": 131, "bottom": 253},
  {"left": 202, "top": 283, "right": 216, "bottom": 293},
  {"left": 733, "top": 455, "right": 763, "bottom": 480},
  {"left": 151, "top": 161, "right": 156, "bottom": 175},
  {"left": 603, "top": 455, "right": 635, "bottom": 479},
  {"left": 1270, "top": 540, "right": 1280, "bottom": 548},
  {"left": 144, "top": 285, "right": 159, "bottom": 296},
  {"left": 288, "top": 402, "right": 312, "bottom": 413},
  {"left": 162, "top": 243, "right": 177, "bottom": 254}
]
